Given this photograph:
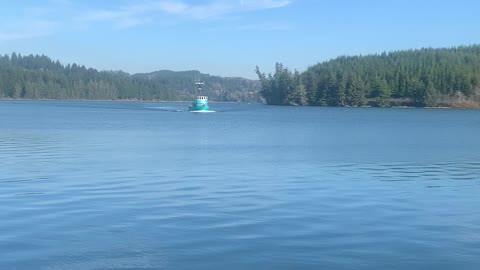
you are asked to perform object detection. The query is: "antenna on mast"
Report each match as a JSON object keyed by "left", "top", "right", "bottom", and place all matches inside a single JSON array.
[{"left": 195, "top": 74, "right": 204, "bottom": 92}]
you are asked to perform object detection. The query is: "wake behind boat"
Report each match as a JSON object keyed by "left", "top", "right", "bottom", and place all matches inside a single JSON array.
[{"left": 189, "top": 80, "right": 215, "bottom": 113}]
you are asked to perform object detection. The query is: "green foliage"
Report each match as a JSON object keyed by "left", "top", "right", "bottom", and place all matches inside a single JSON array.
[
  {"left": 373, "top": 79, "right": 391, "bottom": 107},
  {"left": 346, "top": 74, "right": 367, "bottom": 106},
  {"left": 0, "top": 53, "right": 260, "bottom": 102},
  {"left": 288, "top": 71, "right": 308, "bottom": 106},
  {"left": 257, "top": 45, "right": 480, "bottom": 107},
  {"left": 134, "top": 70, "right": 260, "bottom": 102},
  {"left": 256, "top": 63, "right": 307, "bottom": 106}
]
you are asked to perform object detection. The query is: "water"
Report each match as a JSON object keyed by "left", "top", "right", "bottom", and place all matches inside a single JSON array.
[{"left": 1, "top": 100, "right": 480, "bottom": 269}]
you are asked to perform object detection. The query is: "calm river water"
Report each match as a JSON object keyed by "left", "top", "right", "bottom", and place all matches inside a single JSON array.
[{"left": 1, "top": 101, "right": 479, "bottom": 269}]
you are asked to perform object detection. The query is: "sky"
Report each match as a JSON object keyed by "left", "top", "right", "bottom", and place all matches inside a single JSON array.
[{"left": 0, "top": 0, "right": 479, "bottom": 79}]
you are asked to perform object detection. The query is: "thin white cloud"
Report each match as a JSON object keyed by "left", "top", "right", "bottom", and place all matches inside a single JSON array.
[
  {"left": 154, "top": 1, "right": 189, "bottom": 14},
  {"left": 239, "top": 0, "right": 291, "bottom": 9},
  {"left": 77, "top": 6, "right": 150, "bottom": 29},
  {"left": 0, "top": 1, "right": 74, "bottom": 42},
  {"left": 0, "top": 0, "right": 292, "bottom": 41},
  {"left": 49, "top": 0, "right": 72, "bottom": 5},
  {"left": 117, "top": 16, "right": 153, "bottom": 28},
  {"left": 238, "top": 22, "right": 291, "bottom": 31},
  {"left": 163, "top": 0, "right": 293, "bottom": 19},
  {"left": 0, "top": 20, "right": 57, "bottom": 42},
  {"left": 77, "top": 3, "right": 154, "bottom": 28},
  {"left": 77, "top": 0, "right": 293, "bottom": 27}
]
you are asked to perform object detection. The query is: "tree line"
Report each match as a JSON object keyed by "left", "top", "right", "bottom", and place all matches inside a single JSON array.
[
  {"left": 0, "top": 53, "right": 260, "bottom": 102},
  {"left": 256, "top": 45, "right": 480, "bottom": 107},
  {"left": 134, "top": 70, "right": 260, "bottom": 102}
]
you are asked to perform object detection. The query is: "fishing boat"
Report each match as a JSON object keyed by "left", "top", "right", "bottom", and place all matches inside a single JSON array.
[{"left": 189, "top": 80, "right": 214, "bottom": 113}]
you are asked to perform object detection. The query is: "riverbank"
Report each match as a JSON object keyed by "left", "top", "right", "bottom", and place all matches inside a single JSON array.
[
  {"left": 2, "top": 97, "right": 479, "bottom": 109},
  {"left": 0, "top": 98, "right": 188, "bottom": 103}
]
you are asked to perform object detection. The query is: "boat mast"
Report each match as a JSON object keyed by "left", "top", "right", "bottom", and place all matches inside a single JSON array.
[{"left": 195, "top": 75, "right": 204, "bottom": 94}]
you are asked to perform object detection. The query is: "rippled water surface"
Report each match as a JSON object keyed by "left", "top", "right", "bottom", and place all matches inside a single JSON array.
[{"left": 1, "top": 101, "right": 480, "bottom": 269}]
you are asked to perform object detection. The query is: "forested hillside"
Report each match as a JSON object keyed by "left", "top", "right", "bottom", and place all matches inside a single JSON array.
[
  {"left": 0, "top": 53, "right": 260, "bottom": 102},
  {"left": 256, "top": 45, "right": 480, "bottom": 108},
  {"left": 134, "top": 70, "right": 260, "bottom": 102}
]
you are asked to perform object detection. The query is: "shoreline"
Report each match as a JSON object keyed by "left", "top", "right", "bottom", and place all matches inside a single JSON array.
[
  {"left": 1, "top": 98, "right": 478, "bottom": 109},
  {"left": 0, "top": 98, "right": 243, "bottom": 104},
  {"left": 0, "top": 98, "right": 186, "bottom": 103}
]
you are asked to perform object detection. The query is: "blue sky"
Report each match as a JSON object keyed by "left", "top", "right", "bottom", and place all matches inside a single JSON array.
[{"left": 0, "top": 0, "right": 479, "bottom": 79}]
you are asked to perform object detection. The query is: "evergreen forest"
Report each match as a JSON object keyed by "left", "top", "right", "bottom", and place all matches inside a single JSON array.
[
  {"left": 0, "top": 53, "right": 260, "bottom": 102},
  {"left": 256, "top": 45, "right": 480, "bottom": 108}
]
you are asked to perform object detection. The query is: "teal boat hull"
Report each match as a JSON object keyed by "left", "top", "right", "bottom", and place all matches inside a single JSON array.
[{"left": 189, "top": 96, "right": 209, "bottom": 111}]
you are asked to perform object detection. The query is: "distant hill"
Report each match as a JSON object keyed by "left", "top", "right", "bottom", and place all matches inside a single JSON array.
[
  {"left": 0, "top": 53, "right": 260, "bottom": 102},
  {"left": 134, "top": 70, "right": 260, "bottom": 102},
  {"left": 256, "top": 45, "right": 480, "bottom": 108}
]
